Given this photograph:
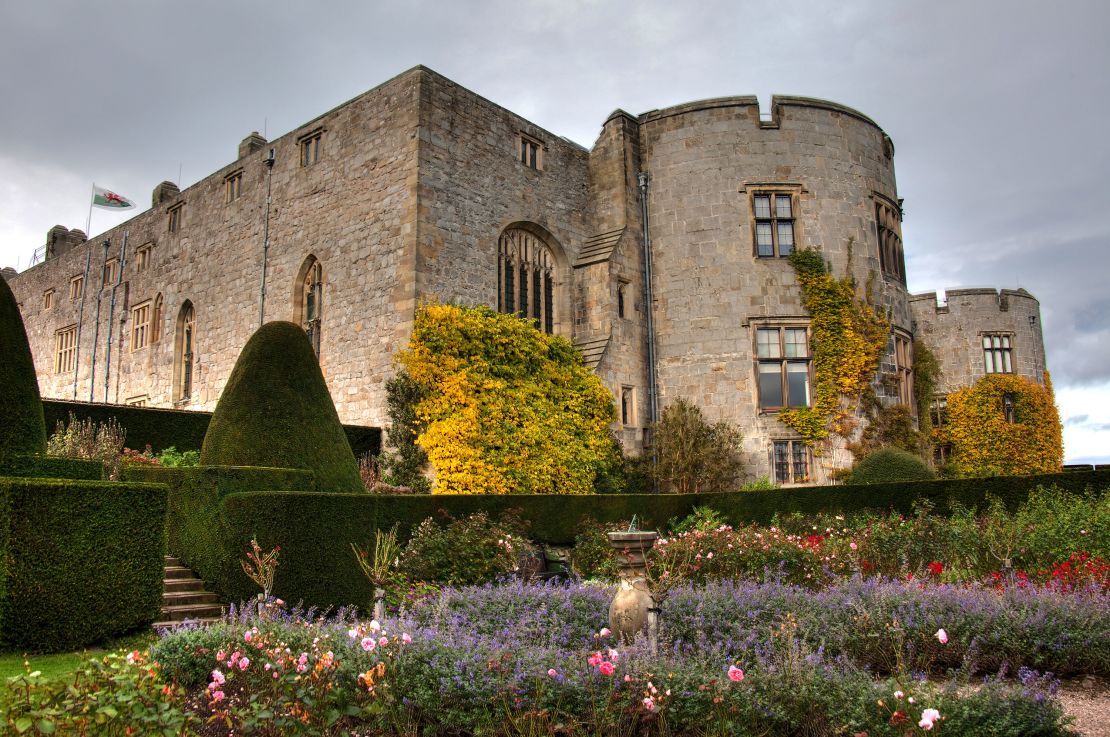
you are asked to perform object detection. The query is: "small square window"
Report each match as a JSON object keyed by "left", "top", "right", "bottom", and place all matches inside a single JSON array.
[
  {"left": 135, "top": 244, "right": 154, "bottom": 273},
  {"left": 300, "top": 131, "right": 322, "bottom": 167},
  {"left": 225, "top": 170, "right": 243, "bottom": 202},
  {"left": 518, "top": 133, "right": 543, "bottom": 170},
  {"left": 43, "top": 289, "right": 55, "bottom": 310},
  {"left": 69, "top": 275, "right": 84, "bottom": 300},
  {"left": 773, "top": 440, "right": 811, "bottom": 484},
  {"left": 102, "top": 258, "right": 118, "bottom": 286},
  {"left": 126, "top": 395, "right": 149, "bottom": 407},
  {"left": 983, "top": 333, "right": 1013, "bottom": 374},
  {"left": 168, "top": 203, "right": 184, "bottom": 234},
  {"left": 752, "top": 192, "right": 796, "bottom": 257}
]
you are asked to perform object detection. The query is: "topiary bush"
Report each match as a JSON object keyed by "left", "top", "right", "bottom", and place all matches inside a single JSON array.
[
  {"left": 846, "top": 447, "right": 935, "bottom": 485},
  {"left": 0, "top": 276, "right": 46, "bottom": 461},
  {"left": 200, "top": 321, "right": 363, "bottom": 492}
]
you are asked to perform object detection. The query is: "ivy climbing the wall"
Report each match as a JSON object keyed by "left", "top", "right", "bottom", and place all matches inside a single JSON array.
[
  {"left": 780, "top": 248, "right": 890, "bottom": 447},
  {"left": 938, "top": 372, "right": 1063, "bottom": 477}
]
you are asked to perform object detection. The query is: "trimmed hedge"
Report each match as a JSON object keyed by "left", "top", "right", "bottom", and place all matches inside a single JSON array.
[
  {"left": 0, "top": 455, "right": 104, "bottom": 481},
  {"left": 43, "top": 398, "right": 381, "bottom": 457},
  {"left": 132, "top": 465, "right": 316, "bottom": 602},
  {"left": 0, "top": 476, "right": 167, "bottom": 652},
  {"left": 179, "top": 468, "right": 1110, "bottom": 610},
  {"left": 0, "top": 276, "right": 46, "bottom": 459},
  {"left": 200, "top": 322, "right": 363, "bottom": 492},
  {"left": 846, "top": 447, "right": 935, "bottom": 485}
]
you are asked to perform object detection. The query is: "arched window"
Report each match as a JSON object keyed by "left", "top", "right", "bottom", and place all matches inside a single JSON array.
[
  {"left": 151, "top": 293, "right": 163, "bottom": 343},
  {"left": 294, "top": 256, "right": 323, "bottom": 357},
  {"left": 174, "top": 301, "right": 195, "bottom": 402},
  {"left": 497, "top": 228, "right": 555, "bottom": 333}
]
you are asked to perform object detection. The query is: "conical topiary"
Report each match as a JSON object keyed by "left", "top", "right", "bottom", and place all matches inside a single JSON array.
[
  {"left": 0, "top": 275, "right": 47, "bottom": 459},
  {"left": 200, "top": 321, "right": 363, "bottom": 492}
]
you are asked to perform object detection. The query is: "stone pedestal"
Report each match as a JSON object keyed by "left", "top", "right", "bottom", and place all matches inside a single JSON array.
[{"left": 607, "top": 531, "right": 658, "bottom": 643}]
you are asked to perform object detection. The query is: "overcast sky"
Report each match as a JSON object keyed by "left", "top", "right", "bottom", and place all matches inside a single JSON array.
[{"left": 2, "top": 0, "right": 1107, "bottom": 462}]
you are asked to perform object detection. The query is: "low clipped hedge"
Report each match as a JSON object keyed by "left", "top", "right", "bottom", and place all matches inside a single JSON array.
[
  {"left": 43, "top": 398, "right": 381, "bottom": 457},
  {"left": 0, "top": 476, "right": 167, "bottom": 652},
  {"left": 178, "top": 468, "right": 1110, "bottom": 610},
  {"left": 0, "top": 454, "right": 104, "bottom": 481}
]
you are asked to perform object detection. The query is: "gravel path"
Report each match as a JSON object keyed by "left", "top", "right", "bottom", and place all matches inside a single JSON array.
[{"left": 1057, "top": 676, "right": 1110, "bottom": 737}]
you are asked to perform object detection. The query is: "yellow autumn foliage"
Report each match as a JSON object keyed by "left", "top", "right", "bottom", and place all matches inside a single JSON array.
[
  {"left": 939, "top": 372, "right": 1063, "bottom": 477},
  {"left": 398, "top": 303, "right": 620, "bottom": 494}
]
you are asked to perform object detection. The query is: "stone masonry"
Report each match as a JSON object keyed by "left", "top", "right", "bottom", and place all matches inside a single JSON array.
[{"left": 4, "top": 66, "right": 1048, "bottom": 485}]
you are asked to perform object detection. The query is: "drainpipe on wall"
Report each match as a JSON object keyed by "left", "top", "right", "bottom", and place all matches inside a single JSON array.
[
  {"left": 71, "top": 249, "right": 91, "bottom": 399},
  {"left": 259, "top": 147, "right": 275, "bottom": 327},
  {"left": 638, "top": 172, "right": 660, "bottom": 491},
  {"left": 88, "top": 240, "right": 110, "bottom": 402},
  {"left": 102, "top": 231, "right": 128, "bottom": 402}
]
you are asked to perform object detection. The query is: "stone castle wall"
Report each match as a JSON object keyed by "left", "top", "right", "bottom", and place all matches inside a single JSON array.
[
  {"left": 910, "top": 288, "right": 1046, "bottom": 394},
  {"left": 6, "top": 66, "right": 1048, "bottom": 484}
]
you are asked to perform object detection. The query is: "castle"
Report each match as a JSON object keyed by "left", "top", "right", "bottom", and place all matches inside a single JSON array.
[{"left": 4, "top": 66, "right": 1047, "bottom": 485}]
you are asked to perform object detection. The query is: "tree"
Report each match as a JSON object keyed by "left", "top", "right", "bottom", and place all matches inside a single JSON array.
[
  {"left": 646, "top": 398, "right": 744, "bottom": 494},
  {"left": 397, "top": 303, "right": 620, "bottom": 494},
  {"left": 0, "top": 276, "right": 46, "bottom": 460},
  {"left": 200, "top": 321, "right": 363, "bottom": 492}
]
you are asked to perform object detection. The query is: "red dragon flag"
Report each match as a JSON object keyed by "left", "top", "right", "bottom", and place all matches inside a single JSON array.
[{"left": 91, "top": 184, "right": 135, "bottom": 210}]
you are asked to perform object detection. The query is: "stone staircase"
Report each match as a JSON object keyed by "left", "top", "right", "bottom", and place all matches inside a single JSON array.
[{"left": 152, "top": 555, "right": 225, "bottom": 630}]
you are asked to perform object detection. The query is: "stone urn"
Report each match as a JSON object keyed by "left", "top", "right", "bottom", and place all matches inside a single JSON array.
[{"left": 607, "top": 530, "right": 658, "bottom": 643}]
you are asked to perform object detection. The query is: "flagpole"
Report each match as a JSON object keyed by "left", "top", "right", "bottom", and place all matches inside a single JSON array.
[{"left": 86, "top": 183, "right": 95, "bottom": 238}]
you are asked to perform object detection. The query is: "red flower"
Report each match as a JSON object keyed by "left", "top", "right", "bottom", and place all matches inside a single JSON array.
[{"left": 927, "top": 562, "right": 944, "bottom": 577}]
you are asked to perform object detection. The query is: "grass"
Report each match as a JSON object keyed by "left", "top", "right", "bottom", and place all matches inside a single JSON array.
[{"left": 0, "top": 631, "right": 157, "bottom": 681}]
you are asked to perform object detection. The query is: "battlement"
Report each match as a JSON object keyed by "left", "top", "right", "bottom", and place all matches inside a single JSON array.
[
  {"left": 911, "top": 287, "right": 1039, "bottom": 314},
  {"left": 639, "top": 94, "right": 887, "bottom": 137}
]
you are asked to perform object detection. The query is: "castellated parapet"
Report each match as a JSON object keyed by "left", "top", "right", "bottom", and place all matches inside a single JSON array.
[
  {"left": 910, "top": 288, "right": 1046, "bottom": 395},
  {"left": 5, "top": 66, "right": 1043, "bottom": 486}
]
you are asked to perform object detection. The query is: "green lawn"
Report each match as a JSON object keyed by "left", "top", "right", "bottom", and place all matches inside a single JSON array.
[{"left": 0, "top": 632, "right": 157, "bottom": 681}]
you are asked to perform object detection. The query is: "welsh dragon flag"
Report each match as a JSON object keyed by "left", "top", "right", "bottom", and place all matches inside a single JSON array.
[{"left": 91, "top": 184, "right": 135, "bottom": 209}]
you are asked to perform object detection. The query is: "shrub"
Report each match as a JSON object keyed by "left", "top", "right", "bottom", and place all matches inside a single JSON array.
[
  {"left": 0, "top": 276, "right": 46, "bottom": 461},
  {"left": 398, "top": 303, "right": 620, "bottom": 494},
  {"left": 397, "top": 510, "right": 536, "bottom": 586},
  {"left": 377, "top": 371, "right": 431, "bottom": 493},
  {"left": 847, "top": 447, "right": 935, "bottom": 485},
  {"left": 638, "top": 398, "right": 744, "bottom": 494},
  {"left": 156, "top": 445, "right": 200, "bottom": 467},
  {"left": 941, "top": 372, "right": 1063, "bottom": 477},
  {"left": 45, "top": 413, "right": 127, "bottom": 480},
  {"left": 0, "top": 477, "right": 166, "bottom": 652},
  {"left": 200, "top": 321, "right": 363, "bottom": 493}
]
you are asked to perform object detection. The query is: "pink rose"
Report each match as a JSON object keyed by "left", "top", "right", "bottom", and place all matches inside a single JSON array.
[
  {"left": 239, "top": 657, "right": 250, "bottom": 671},
  {"left": 547, "top": 668, "right": 557, "bottom": 678},
  {"left": 598, "top": 661, "right": 615, "bottom": 676},
  {"left": 918, "top": 708, "right": 940, "bottom": 730},
  {"left": 244, "top": 631, "right": 252, "bottom": 642},
  {"left": 587, "top": 652, "right": 603, "bottom": 667},
  {"left": 402, "top": 633, "right": 412, "bottom": 645},
  {"left": 642, "top": 696, "right": 655, "bottom": 711},
  {"left": 598, "top": 628, "right": 611, "bottom": 638},
  {"left": 210, "top": 669, "right": 225, "bottom": 686},
  {"left": 361, "top": 637, "right": 376, "bottom": 652},
  {"left": 211, "top": 690, "right": 225, "bottom": 702},
  {"left": 727, "top": 665, "right": 744, "bottom": 682},
  {"left": 935, "top": 628, "right": 948, "bottom": 644}
]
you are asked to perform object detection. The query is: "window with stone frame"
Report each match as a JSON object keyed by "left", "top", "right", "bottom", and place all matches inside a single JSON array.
[
  {"left": 620, "top": 386, "right": 636, "bottom": 426},
  {"left": 174, "top": 301, "right": 196, "bottom": 402},
  {"left": 298, "top": 256, "right": 324, "bottom": 358},
  {"left": 755, "top": 325, "right": 812, "bottom": 411},
  {"left": 1003, "top": 392, "right": 1017, "bottom": 424},
  {"left": 518, "top": 132, "right": 543, "bottom": 170},
  {"left": 497, "top": 228, "right": 555, "bottom": 334},
  {"left": 135, "top": 243, "right": 154, "bottom": 273},
  {"left": 983, "top": 333, "right": 1013, "bottom": 374},
  {"left": 930, "top": 396, "right": 948, "bottom": 429},
  {"left": 772, "top": 440, "right": 811, "bottom": 484},
  {"left": 54, "top": 325, "right": 77, "bottom": 373},
  {"left": 43, "top": 289, "right": 55, "bottom": 310},
  {"left": 752, "top": 192, "right": 796, "bottom": 258},
  {"left": 617, "top": 279, "right": 629, "bottom": 319},
  {"left": 300, "top": 129, "right": 322, "bottom": 167},
  {"left": 168, "top": 203, "right": 184, "bottom": 234},
  {"left": 130, "top": 300, "right": 151, "bottom": 352},
  {"left": 875, "top": 198, "right": 906, "bottom": 285},
  {"left": 225, "top": 170, "right": 243, "bottom": 202},
  {"left": 102, "top": 258, "right": 118, "bottom": 286},
  {"left": 69, "top": 275, "right": 83, "bottom": 300},
  {"left": 894, "top": 332, "right": 914, "bottom": 408}
]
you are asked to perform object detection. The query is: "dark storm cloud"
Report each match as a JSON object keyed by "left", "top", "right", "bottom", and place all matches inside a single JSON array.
[{"left": 1, "top": 0, "right": 1109, "bottom": 400}]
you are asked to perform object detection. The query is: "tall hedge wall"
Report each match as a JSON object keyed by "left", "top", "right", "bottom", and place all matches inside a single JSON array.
[
  {"left": 0, "top": 455, "right": 104, "bottom": 481},
  {"left": 42, "top": 398, "right": 381, "bottom": 457},
  {"left": 0, "top": 476, "right": 167, "bottom": 652},
  {"left": 168, "top": 467, "right": 1110, "bottom": 610}
]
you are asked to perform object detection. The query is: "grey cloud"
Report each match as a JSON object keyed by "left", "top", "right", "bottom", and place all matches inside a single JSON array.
[{"left": 1065, "top": 415, "right": 1090, "bottom": 427}]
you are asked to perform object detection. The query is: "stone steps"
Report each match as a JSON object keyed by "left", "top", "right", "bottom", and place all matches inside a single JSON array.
[{"left": 152, "top": 555, "right": 225, "bottom": 630}]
